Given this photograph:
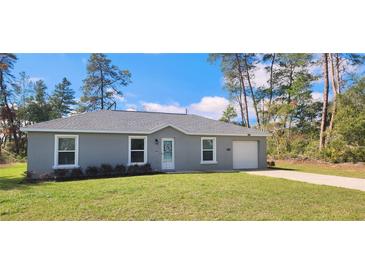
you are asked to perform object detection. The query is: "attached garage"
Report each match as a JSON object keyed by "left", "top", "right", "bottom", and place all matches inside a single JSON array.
[{"left": 232, "top": 141, "right": 259, "bottom": 169}]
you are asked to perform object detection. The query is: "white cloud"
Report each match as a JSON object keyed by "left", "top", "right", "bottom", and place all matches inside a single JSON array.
[
  {"left": 229, "top": 97, "right": 256, "bottom": 124},
  {"left": 189, "top": 96, "right": 229, "bottom": 119},
  {"left": 126, "top": 107, "right": 136, "bottom": 111},
  {"left": 221, "top": 62, "right": 269, "bottom": 90},
  {"left": 125, "top": 103, "right": 137, "bottom": 110},
  {"left": 29, "top": 76, "right": 44, "bottom": 83},
  {"left": 142, "top": 102, "right": 185, "bottom": 114},
  {"left": 142, "top": 96, "right": 230, "bottom": 120},
  {"left": 309, "top": 62, "right": 321, "bottom": 75},
  {"left": 251, "top": 62, "right": 269, "bottom": 88},
  {"left": 114, "top": 94, "right": 125, "bottom": 102},
  {"left": 124, "top": 92, "right": 138, "bottom": 98},
  {"left": 141, "top": 95, "right": 262, "bottom": 122},
  {"left": 312, "top": 91, "right": 322, "bottom": 101},
  {"left": 341, "top": 57, "right": 363, "bottom": 74}
]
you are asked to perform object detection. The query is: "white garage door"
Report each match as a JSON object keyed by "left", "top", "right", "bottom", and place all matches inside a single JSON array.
[{"left": 233, "top": 141, "right": 258, "bottom": 169}]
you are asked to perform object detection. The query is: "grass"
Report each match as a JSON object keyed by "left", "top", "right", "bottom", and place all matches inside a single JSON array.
[
  {"left": 274, "top": 160, "right": 365, "bottom": 179},
  {"left": 0, "top": 163, "right": 27, "bottom": 188},
  {"left": 1, "top": 163, "right": 365, "bottom": 220}
]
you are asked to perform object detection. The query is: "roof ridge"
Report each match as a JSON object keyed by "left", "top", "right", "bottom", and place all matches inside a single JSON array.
[
  {"left": 21, "top": 108, "right": 271, "bottom": 136},
  {"left": 189, "top": 113, "right": 267, "bottom": 133},
  {"left": 23, "top": 111, "right": 88, "bottom": 126},
  {"left": 109, "top": 109, "right": 189, "bottom": 116}
]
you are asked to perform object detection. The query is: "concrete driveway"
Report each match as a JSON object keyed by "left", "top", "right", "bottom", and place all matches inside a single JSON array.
[{"left": 245, "top": 169, "right": 365, "bottom": 192}]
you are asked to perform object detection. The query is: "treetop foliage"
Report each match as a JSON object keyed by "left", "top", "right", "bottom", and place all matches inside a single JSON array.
[{"left": 80, "top": 53, "right": 132, "bottom": 111}]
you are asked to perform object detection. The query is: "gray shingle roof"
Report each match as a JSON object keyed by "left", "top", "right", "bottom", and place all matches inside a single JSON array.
[{"left": 21, "top": 110, "right": 270, "bottom": 136}]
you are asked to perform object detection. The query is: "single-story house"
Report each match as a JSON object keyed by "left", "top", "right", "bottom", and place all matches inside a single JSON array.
[{"left": 21, "top": 110, "right": 270, "bottom": 177}]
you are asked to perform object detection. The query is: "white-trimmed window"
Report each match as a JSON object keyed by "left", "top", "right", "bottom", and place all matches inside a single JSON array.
[
  {"left": 54, "top": 135, "right": 79, "bottom": 168},
  {"left": 201, "top": 137, "right": 217, "bottom": 164},
  {"left": 128, "top": 136, "right": 147, "bottom": 165}
]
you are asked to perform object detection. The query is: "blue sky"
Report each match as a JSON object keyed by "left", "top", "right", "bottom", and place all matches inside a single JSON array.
[{"left": 14, "top": 53, "right": 231, "bottom": 119}]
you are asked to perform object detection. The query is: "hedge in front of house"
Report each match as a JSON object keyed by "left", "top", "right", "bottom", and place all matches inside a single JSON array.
[
  {"left": 127, "top": 164, "right": 151, "bottom": 175},
  {"left": 100, "top": 164, "right": 114, "bottom": 177},
  {"left": 25, "top": 163, "right": 155, "bottom": 182},
  {"left": 115, "top": 164, "right": 126, "bottom": 176},
  {"left": 85, "top": 166, "right": 99, "bottom": 178}
]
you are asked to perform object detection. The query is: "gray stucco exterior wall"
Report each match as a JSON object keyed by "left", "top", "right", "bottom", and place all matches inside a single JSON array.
[
  {"left": 148, "top": 127, "right": 267, "bottom": 171},
  {"left": 27, "top": 127, "right": 267, "bottom": 177}
]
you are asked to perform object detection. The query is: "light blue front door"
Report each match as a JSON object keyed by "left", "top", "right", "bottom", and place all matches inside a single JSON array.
[{"left": 161, "top": 138, "right": 174, "bottom": 170}]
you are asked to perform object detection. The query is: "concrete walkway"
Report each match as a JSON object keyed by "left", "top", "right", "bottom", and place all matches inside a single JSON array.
[{"left": 245, "top": 169, "right": 365, "bottom": 192}]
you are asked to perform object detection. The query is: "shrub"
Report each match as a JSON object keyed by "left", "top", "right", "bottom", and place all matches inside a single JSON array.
[
  {"left": 302, "top": 140, "right": 321, "bottom": 160},
  {"left": 39, "top": 172, "right": 54, "bottom": 181},
  {"left": 127, "top": 164, "right": 141, "bottom": 175},
  {"left": 24, "top": 170, "right": 33, "bottom": 180},
  {"left": 141, "top": 163, "right": 152, "bottom": 173},
  {"left": 85, "top": 166, "right": 99, "bottom": 177},
  {"left": 322, "top": 137, "right": 365, "bottom": 163},
  {"left": 127, "top": 163, "right": 153, "bottom": 176},
  {"left": 100, "top": 164, "right": 114, "bottom": 177},
  {"left": 70, "top": 168, "right": 84, "bottom": 179},
  {"left": 267, "top": 161, "right": 275, "bottom": 167},
  {"left": 51, "top": 168, "right": 85, "bottom": 181},
  {"left": 23, "top": 171, "right": 35, "bottom": 183},
  {"left": 53, "top": 169, "right": 70, "bottom": 181},
  {"left": 114, "top": 164, "right": 126, "bottom": 176}
]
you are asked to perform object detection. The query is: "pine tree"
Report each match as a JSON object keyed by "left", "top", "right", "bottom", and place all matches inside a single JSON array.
[
  {"left": 270, "top": 53, "right": 314, "bottom": 128},
  {"left": 209, "top": 54, "right": 250, "bottom": 127},
  {"left": 27, "top": 80, "right": 52, "bottom": 123},
  {"left": 13, "top": 72, "right": 34, "bottom": 106},
  {"left": 80, "top": 53, "right": 131, "bottom": 111},
  {"left": 50, "top": 77, "right": 76, "bottom": 118},
  {"left": 219, "top": 105, "right": 237, "bottom": 123},
  {"left": 258, "top": 53, "right": 276, "bottom": 126}
]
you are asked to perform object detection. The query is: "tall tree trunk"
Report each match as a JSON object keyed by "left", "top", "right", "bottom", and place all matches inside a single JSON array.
[
  {"left": 329, "top": 54, "right": 338, "bottom": 94},
  {"left": 100, "top": 68, "right": 104, "bottom": 110},
  {"left": 267, "top": 53, "right": 276, "bottom": 124},
  {"left": 0, "top": 136, "right": 3, "bottom": 153},
  {"left": 319, "top": 53, "right": 329, "bottom": 150},
  {"left": 328, "top": 54, "right": 339, "bottom": 133},
  {"left": 0, "top": 70, "right": 3, "bottom": 154},
  {"left": 261, "top": 99, "right": 265, "bottom": 125},
  {"left": 0, "top": 70, "right": 19, "bottom": 154},
  {"left": 287, "top": 114, "right": 294, "bottom": 151},
  {"left": 335, "top": 53, "right": 341, "bottom": 94},
  {"left": 283, "top": 67, "right": 294, "bottom": 129},
  {"left": 235, "top": 54, "right": 250, "bottom": 128},
  {"left": 237, "top": 93, "right": 247, "bottom": 127},
  {"left": 4, "top": 102, "right": 19, "bottom": 155},
  {"left": 243, "top": 54, "right": 261, "bottom": 127}
]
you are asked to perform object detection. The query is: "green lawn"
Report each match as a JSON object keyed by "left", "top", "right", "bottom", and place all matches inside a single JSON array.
[
  {"left": 1, "top": 163, "right": 365, "bottom": 220},
  {"left": 274, "top": 160, "right": 365, "bottom": 179}
]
